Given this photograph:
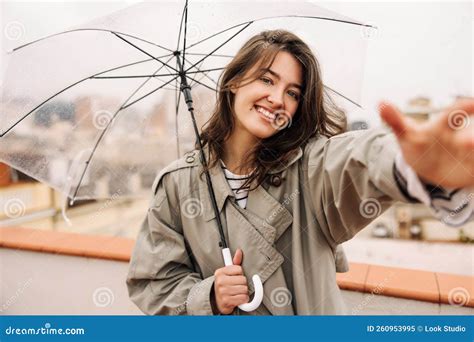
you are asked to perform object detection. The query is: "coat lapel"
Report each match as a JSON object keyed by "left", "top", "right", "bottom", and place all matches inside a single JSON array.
[
  {"left": 199, "top": 146, "right": 302, "bottom": 242},
  {"left": 245, "top": 184, "right": 293, "bottom": 244},
  {"left": 195, "top": 146, "right": 303, "bottom": 315},
  {"left": 225, "top": 203, "right": 294, "bottom": 315}
]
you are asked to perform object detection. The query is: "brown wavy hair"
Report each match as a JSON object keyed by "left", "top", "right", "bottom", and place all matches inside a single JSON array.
[{"left": 198, "top": 29, "right": 346, "bottom": 190}]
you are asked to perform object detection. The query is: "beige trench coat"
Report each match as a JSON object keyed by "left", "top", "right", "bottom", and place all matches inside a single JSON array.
[{"left": 126, "top": 128, "right": 412, "bottom": 315}]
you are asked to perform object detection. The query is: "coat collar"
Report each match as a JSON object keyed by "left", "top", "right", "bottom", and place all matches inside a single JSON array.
[
  {"left": 194, "top": 145, "right": 301, "bottom": 315},
  {"left": 198, "top": 156, "right": 234, "bottom": 222},
  {"left": 267, "top": 147, "right": 303, "bottom": 174},
  {"left": 198, "top": 145, "right": 303, "bottom": 223}
]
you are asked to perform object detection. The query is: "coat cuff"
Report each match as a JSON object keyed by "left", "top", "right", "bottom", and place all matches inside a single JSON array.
[
  {"left": 186, "top": 275, "right": 216, "bottom": 315},
  {"left": 394, "top": 152, "right": 427, "bottom": 204},
  {"left": 394, "top": 151, "right": 474, "bottom": 227}
]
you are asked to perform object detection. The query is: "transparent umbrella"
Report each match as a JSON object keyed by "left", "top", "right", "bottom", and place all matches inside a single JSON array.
[
  {"left": 0, "top": 0, "right": 373, "bottom": 311},
  {"left": 1, "top": 0, "right": 371, "bottom": 200}
]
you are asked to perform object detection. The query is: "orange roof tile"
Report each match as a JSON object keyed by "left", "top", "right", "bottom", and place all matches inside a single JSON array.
[
  {"left": 0, "top": 226, "right": 472, "bottom": 307},
  {"left": 0, "top": 226, "right": 133, "bottom": 261}
]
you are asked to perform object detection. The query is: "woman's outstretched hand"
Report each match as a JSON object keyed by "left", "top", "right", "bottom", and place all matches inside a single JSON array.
[{"left": 379, "top": 98, "right": 474, "bottom": 188}]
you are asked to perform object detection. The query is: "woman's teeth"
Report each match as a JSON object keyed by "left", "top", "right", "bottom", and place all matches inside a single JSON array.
[{"left": 255, "top": 106, "right": 276, "bottom": 120}]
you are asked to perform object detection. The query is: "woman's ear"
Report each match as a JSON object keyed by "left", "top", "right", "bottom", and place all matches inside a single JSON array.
[
  {"left": 229, "top": 82, "right": 238, "bottom": 94},
  {"left": 228, "top": 78, "right": 244, "bottom": 94}
]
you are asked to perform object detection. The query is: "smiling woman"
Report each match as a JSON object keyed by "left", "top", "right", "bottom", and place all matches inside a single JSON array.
[
  {"left": 199, "top": 30, "right": 346, "bottom": 184},
  {"left": 126, "top": 29, "right": 474, "bottom": 316}
]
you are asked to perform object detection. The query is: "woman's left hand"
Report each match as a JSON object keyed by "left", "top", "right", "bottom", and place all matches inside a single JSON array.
[{"left": 379, "top": 98, "right": 474, "bottom": 188}]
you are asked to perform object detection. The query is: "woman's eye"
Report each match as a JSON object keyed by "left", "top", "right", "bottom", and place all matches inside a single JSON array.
[
  {"left": 260, "top": 77, "right": 273, "bottom": 85},
  {"left": 287, "top": 90, "right": 300, "bottom": 100}
]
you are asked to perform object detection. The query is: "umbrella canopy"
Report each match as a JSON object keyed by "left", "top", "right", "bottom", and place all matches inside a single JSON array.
[{"left": 0, "top": 0, "right": 372, "bottom": 201}]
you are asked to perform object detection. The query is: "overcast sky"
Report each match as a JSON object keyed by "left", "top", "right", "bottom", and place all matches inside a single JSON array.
[{"left": 1, "top": 0, "right": 472, "bottom": 125}]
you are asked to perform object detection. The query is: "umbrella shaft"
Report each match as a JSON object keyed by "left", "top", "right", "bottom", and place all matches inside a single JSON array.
[{"left": 176, "top": 55, "right": 228, "bottom": 249}]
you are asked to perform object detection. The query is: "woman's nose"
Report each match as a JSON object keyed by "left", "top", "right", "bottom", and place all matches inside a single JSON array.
[{"left": 267, "top": 89, "right": 284, "bottom": 108}]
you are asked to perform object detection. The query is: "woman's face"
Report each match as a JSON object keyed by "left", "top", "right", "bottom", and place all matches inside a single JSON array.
[{"left": 232, "top": 51, "right": 303, "bottom": 140}]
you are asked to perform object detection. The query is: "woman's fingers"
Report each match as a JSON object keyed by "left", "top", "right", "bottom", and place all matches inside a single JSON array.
[
  {"left": 227, "top": 294, "right": 250, "bottom": 307},
  {"left": 443, "top": 98, "right": 474, "bottom": 117},
  {"left": 380, "top": 98, "right": 474, "bottom": 139},
  {"left": 220, "top": 275, "right": 248, "bottom": 286},
  {"left": 222, "top": 285, "right": 249, "bottom": 296},
  {"left": 220, "top": 265, "right": 244, "bottom": 276},
  {"left": 213, "top": 268, "right": 249, "bottom": 313},
  {"left": 232, "top": 248, "right": 243, "bottom": 265},
  {"left": 379, "top": 101, "right": 411, "bottom": 138},
  {"left": 378, "top": 98, "right": 474, "bottom": 188}
]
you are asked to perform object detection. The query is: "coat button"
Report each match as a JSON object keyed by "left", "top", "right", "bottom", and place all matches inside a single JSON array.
[
  {"left": 270, "top": 174, "right": 282, "bottom": 187},
  {"left": 185, "top": 151, "right": 196, "bottom": 163}
]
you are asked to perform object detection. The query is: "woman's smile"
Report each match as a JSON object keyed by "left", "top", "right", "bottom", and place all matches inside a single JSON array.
[{"left": 254, "top": 105, "right": 276, "bottom": 123}]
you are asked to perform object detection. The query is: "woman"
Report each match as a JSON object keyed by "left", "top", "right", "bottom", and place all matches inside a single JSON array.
[{"left": 126, "top": 30, "right": 474, "bottom": 315}]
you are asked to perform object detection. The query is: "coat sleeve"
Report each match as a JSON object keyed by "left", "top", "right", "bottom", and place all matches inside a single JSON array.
[
  {"left": 126, "top": 170, "right": 215, "bottom": 315},
  {"left": 304, "top": 128, "right": 412, "bottom": 246}
]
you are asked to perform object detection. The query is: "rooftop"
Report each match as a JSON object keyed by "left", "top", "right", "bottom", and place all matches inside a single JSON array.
[{"left": 1, "top": 226, "right": 472, "bottom": 315}]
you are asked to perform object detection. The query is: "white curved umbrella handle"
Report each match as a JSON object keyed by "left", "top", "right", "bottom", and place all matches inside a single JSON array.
[{"left": 221, "top": 248, "right": 263, "bottom": 312}]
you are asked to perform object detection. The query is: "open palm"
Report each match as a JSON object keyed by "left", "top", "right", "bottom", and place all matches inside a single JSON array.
[{"left": 380, "top": 99, "right": 474, "bottom": 188}]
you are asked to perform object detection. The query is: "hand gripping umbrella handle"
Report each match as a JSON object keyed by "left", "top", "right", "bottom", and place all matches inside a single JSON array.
[{"left": 221, "top": 248, "right": 263, "bottom": 312}]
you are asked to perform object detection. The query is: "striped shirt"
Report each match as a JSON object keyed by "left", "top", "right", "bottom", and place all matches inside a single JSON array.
[{"left": 220, "top": 160, "right": 251, "bottom": 209}]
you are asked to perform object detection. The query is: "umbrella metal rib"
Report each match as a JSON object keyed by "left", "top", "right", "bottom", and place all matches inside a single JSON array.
[
  {"left": 0, "top": 53, "right": 176, "bottom": 137},
  {"left": 324, "top": 86, "right": 362, "bottom": 108},
  {"left": 0, "top": 1, "right": 370, "bottom": 242},
  {"left": 1, "top": 3, "right": 372, "bottom": 138},
  {"left": 89, "top": 67, "right": 226, "bottom": 79},
  {"left": 71, "top": 58, "right": 178, "bottom": 200},
  {"left": 112, "top": 32, "right": 179, "bottom": 73},
  {"left": 10, "top": 28, "right": 175, "bottom": 54},
  {"left": 182, "top": 56, "right": 219, "bottom": 88},
  {"left": 184, "top": 22, "right": 253, "bottom": 74}
]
